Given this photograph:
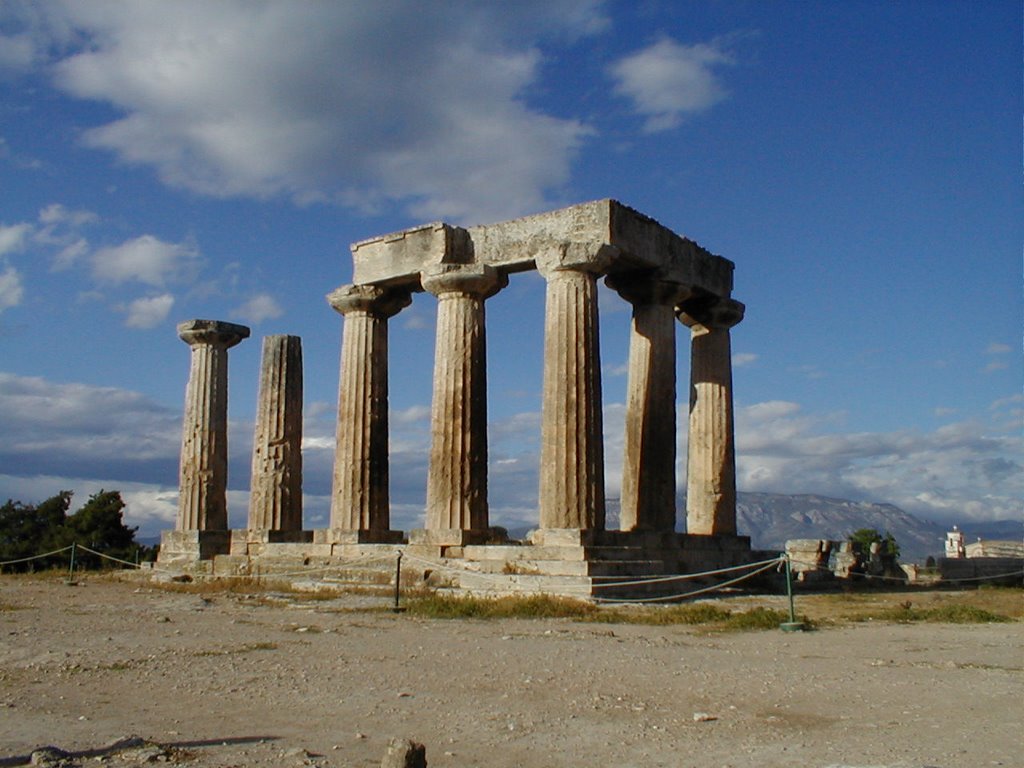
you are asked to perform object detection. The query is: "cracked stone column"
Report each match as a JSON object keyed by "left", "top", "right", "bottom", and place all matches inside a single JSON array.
[
  {"left": 678, "top": 297, "right": 744, "bottom": 536},
  {"left": 176, "top": 319, "right": 250, "bottom": 531},
  {"left": 606, "top": 274, "right": 690, "bottom": 532},
  {"left": 327, "top": 284, "right": 411, "bottom": 537},
  {"left": 536, "top": 247, "right": 614, "bottom": 531},
  {"left": 248, "top": 335, "right": 303, "bottom": 531},
  {"left": 419, "top": 264, "right": 506, "bottom": 542}
]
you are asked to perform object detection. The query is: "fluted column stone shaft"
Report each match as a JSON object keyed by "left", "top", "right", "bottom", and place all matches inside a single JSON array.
[
  {"left": 248, "top": 335, "right": 303, "bottom": 531},
  {"left": 421, "top": 264, "right": 506, "bottom": 533},
  {"left": 678, "top": 298, "right": 744, "bottom": 536},
  {"left": 328, "top": 285, "right": 411, "bottom": 531},
  {"left": 176, "top": 319, "right": 250, "bottom": 531},
  {"left": 537, "top": 249, "right": 613, "bottom": 530},
  {"left": 607, "top": 275, "right": 690, "bottom": 532}
]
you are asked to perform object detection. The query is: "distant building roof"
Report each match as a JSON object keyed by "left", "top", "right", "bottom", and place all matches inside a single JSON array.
[{"left": 965, "top": 540, "right": 1024, "bottom": 559}]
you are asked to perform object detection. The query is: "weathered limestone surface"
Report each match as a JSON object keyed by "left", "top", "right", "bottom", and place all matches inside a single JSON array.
[
  {"left": 248, "top": 335, "right": 303, "bottom": 531},
  {"left": 352, "top": 199, "right": 734, "bottom": 295},
  {"left": 678, "top": 297, "right": 744, "bottom": 536},
  {"left": 421, "top": 263, "right": 506, "bottom": 536},
  {"left": 536, "top": 248, "right": 612, "bottom": 530},
  {"left": 176, "top": 319, "right": 249, "bottom": 531},
  {"left": 607, "top": 274, "right": 690, "bottom": 532},
  {"left": 328, "top": 284, "right": 411, "bottom": 534}
]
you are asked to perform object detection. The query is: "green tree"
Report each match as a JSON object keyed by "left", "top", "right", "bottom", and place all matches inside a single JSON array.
[
  {"left": 0, "top": 489, "right": 149, "bottom": 571},
  {"left": 848, "top": 527, "right": 900, "bottom": 558},
  {"left": 0, "top": 491, "right": 73, "bottom": 570},
  {"left": 65, "top": 490, "right": 140, "bottom": 566}
]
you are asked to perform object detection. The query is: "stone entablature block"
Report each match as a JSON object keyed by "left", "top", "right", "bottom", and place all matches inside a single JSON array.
[{"left": 351, "top": 199, "right": 734, "bottom": 297}]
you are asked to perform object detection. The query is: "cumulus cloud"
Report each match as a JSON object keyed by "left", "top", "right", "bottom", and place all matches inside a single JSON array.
[
  {"left": 0, "top": 266, "right": 24, "bottom": 311},
  {"left": 91, "top": 235, "right": 200, "bottom": 287},
  {"left": 609, "top": 36, "right": 737, "bottom": 132},
  {"left": 0, "top": 372, "right": 182, "bottom": 482},
  {"left": 735, "top": 399, "right": 1023, "bottom": 523},
  {"left": 18, "top": 1, "right": 607, "bottom": 223},
  {"left": 232, "top": 293, "right": 283, "bottom": 325},
  {"left": 123, "top": 292, "right": 174, "bottom": 329},
  {"left": 0, "top": 222, "right": 33, "bottom": 256}
]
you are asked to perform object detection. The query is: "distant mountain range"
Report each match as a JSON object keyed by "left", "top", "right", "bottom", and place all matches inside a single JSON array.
[{"left": 606, "top": 492, "right": 1022, "bottom": 563}]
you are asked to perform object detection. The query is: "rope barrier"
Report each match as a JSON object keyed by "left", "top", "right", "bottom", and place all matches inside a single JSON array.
[
  {"left": 0, "top": 545, "right": 74, "bottom": 567},
  {"left": 401, "top": 550, "right": 786, "bottom": 596},
  {"left": 589, "top": 556, "right": 785, "bottom": 589},
  {"left": 3, "top": 542, "right": 1019, "bottom": 592},
  {"left": 593, "top": 560, "right": 784, "bottom": 604}
]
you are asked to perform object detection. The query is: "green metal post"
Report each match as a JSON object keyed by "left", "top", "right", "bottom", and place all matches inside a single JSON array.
[
  {"left": 66, "top": 541, "right": 77, "bottom": 585},
  {"left": 780, "top": 554, "right": 805, "bottom": 632},
  {"left": 392, "top": 550, "right": 404, "bottom": 613}
]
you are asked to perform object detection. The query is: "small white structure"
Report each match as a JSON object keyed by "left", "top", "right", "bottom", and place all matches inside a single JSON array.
[{"left": 944, "top": 526, "right": 965, "bottom": 559}]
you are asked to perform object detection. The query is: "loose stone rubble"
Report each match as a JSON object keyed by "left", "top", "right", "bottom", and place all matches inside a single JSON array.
[{"left": 157, "top": 200, "right": 776, "bottom": 598}]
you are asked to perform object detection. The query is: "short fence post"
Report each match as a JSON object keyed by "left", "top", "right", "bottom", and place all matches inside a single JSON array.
[
  {"left": 780, "top": 554, "right": 805, "bottom": 632},
  {"left": 392, "top": 550, "right": 404, "bottom": 613},
  {"left": 66, "top": 542, "right": 78, "bottom": 585}
]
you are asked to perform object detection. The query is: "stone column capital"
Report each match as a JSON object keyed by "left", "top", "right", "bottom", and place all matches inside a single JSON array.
[
  {"left": 177, "top": 319, "right": 250, "bottom": 349},
  {"left": 327, "top": 284, "right": 411, "bottom": 319},
  {"left": 677, "top": 296, "right": 745, "bottom": 330},
  {"left": 535, "top": 243, "right": 619, "bottom": 280},
  {"left": 606, "top": 273, "right": 691, "bottom": 308},
  {"left": 420, "top": 263, "right": 507, "bottom": 299}
]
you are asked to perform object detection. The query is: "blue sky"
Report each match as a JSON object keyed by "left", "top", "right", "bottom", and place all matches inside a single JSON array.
[{"left": 0, "top": 1, "right": 1020, "bottom": 537}]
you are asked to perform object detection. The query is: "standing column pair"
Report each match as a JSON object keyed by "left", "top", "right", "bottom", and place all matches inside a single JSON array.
[{"left": 607, "top": 275, "right": 689, "bottom": 532}]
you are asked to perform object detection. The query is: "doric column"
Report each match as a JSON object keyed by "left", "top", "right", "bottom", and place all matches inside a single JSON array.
[
  {"left": 421, "top": 264, "right": 506, "bottom": 537},
  {"left": 536, "top": 247, "right": 615, "bottom": 530},
  {"left": 606, "top": 274, "right": 690, "bottom": 532},
  {"left": 176, "top": 319, "right": 250, "bottom": 531},
  {"left": 677, "top": 297, "right": 744, "bottom": 536},
  {"left": 248, "top": 335, "right": 303, "bottom": 531},
  {"left": 327, "top": 284, "right": 411, "bottom": 534}
]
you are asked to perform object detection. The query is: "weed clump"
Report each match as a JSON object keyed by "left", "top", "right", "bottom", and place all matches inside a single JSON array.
[
  {"left": 405, "top": 593, "right": 600, "bottom": 620},
  {"left": 867, "top": 604, "right": 1012, "bottom": 624}
]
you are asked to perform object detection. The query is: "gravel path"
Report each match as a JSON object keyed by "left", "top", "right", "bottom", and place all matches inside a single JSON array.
[{"left": 1, "top": 576, "right": 1020, "bottom": 767}]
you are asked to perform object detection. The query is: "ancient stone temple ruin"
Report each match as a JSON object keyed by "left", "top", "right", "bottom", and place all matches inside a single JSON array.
[{"left": 158, "top": 200, "right": 768, "bottom": 598}]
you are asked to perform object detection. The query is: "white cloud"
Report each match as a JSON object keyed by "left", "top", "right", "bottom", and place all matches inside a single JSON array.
[
  {"left": 91, "top": 235, "right": 200, "bottom": 286},
  {"left": 609, "top": 36, "right": 736, "bottom": 133},
  {"left": 232, "top": 293, "right": 283, "bottom": 325},
  {"left": 985, "top": 342, "right": 1011, "bottom": 355},
  {"left": 123, "top": 293, "right": 174, "bottom": 329},
  {"left": 27, "top": 1, "right": 607, "bottom": 223},
  {"left": 52, "top": 237, "right": 89, "bottom": 270},
  {"left": 38, "top": 203, "right": 99, "bottom": 228},
  {"left": 0, "top": 266, "right": 24, "bottom": 311},
  {"left": 735, "top": 399, "right": 1023, "bottom": 523},
  {"left": 0, "top": 222, "right": 32, "bottom": 256},
  {"left": 732, "top": 352, "right": 758, "bottom": 367}
]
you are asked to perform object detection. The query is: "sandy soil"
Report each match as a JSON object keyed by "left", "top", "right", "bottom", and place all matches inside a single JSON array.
[{"left": 0, "top": 576, "right": 1020, "bottom": 768}]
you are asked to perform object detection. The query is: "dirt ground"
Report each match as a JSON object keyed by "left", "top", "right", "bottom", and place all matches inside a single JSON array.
[{"left": 0, "top": 576, "right": 1020, "bottom": 768}]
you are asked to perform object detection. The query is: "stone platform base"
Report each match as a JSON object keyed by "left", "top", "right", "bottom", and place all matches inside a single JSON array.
[{"left": 153, "top": 528, "right": 779, "bottom": 601}]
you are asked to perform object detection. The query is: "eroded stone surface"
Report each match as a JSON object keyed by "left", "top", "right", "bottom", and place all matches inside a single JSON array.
[
  {"left": 176, "top": 319, "right": 249, "bottom": 532},
  {"left": 248, "top": 335, "right": 303, "bottom": 531}
]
